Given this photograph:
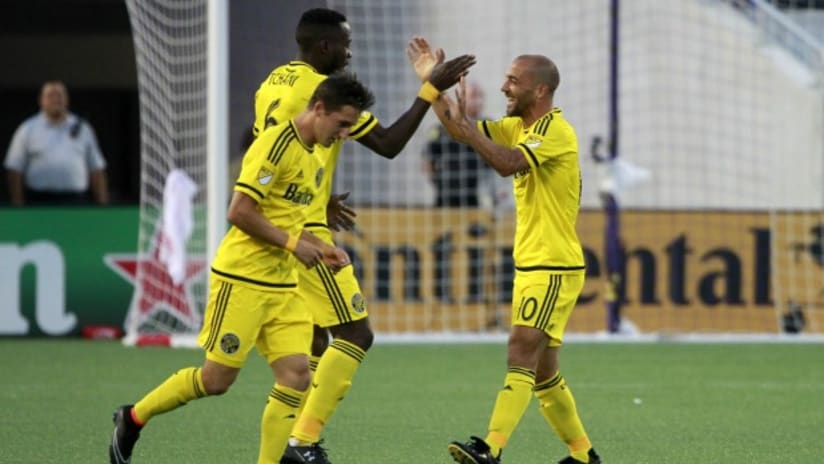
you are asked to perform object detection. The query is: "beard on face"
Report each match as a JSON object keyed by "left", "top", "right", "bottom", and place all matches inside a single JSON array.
[{"left": 505, "top": 91, "right": 533, "bottom": 117}]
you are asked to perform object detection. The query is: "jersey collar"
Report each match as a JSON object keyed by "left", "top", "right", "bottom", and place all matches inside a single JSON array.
[
  {"left": 288, "top": 61, "right": 319, "bottom": 73},
  {"left": 526, "top": 107, "right": 561, "bottom": 131},
  {"left": 288, "top": 120, "right": 314, "bottom": 153}
]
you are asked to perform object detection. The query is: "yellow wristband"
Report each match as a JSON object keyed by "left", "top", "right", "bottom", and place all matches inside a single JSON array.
[
  {"left": 284, "top": 234, "right": 299, "bottom": 253},
  {"left": 417, "top": 81, "right": 440, "bottom": 103}
]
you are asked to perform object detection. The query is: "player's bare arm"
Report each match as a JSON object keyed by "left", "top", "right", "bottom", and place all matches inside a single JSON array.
[
  {"left": 357, "top": 47, "right": 476, "bottom": 158},
  {"left": 435, "top": 78, "right": 531, "bottom": 177},
  {"left": 226, "top": 191, "right": 324, "bottom": 268}
]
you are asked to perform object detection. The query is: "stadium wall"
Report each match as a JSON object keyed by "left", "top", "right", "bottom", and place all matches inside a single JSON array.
[{"left": 5, "top": 207, "right": 823, "bottom": 336}]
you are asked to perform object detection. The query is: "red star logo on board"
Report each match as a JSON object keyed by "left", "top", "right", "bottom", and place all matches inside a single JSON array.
[{"left": 105, "top": 230, "right": 208, "bottom": 331}]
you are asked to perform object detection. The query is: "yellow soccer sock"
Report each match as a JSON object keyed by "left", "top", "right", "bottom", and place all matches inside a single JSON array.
[
  {"left": 132, "top": 367, "right": 207, "bottom": 425},
  {"left": 291, "top": 339, "right": 364, "bottom": 444},
  {"left": 484, "top": 367, "right": 536, "bottom": 457},
  {"left": 534, "top": 372, "right": 592, "bottom": 462},
  {"left": 258, "top": 384, "right": 306, "bottom": 464},
  {"left": 293, "top": 355, "right": 321, "bottom": 420}
]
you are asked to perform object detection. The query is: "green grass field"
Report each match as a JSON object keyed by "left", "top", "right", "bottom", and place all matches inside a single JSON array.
[{"left": 1, "top": 340, "right": 822, "bottom": 463}]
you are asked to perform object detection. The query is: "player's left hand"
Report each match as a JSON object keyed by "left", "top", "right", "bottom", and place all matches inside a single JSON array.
[
  {"left": 440, "top": 77, "right": 472, "bottom": 142},
  {"left": 429, "top": 54, "right": 476, "bottom": 92},
  {"left": 324, "top": 246, "right": 351, "bottom": 273},
  {"left": 407, "top": 36, "right": 444, "bottom": 82},
  {"left": 326, "top": 191, "right": 357, "bottom": 231}
]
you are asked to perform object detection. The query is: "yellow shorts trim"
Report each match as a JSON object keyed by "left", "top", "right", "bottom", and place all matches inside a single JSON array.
[{"left": 511, "top": 270, "right": 585, "bottom": 346}]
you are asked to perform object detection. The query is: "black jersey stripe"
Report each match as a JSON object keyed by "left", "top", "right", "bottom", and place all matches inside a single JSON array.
[
  {"left": 266, "top": 124, "right": 293, "bottom": 162},
  {"left": 272, "top": 133, "right": 296, "bottom": 166},
  {"left": 518, "top": 143, "right": 540, "bottom": 167},
  {"left": 267, "top": 125, "right": 296, "bottom": 164},
  {"left": 515, "top": 265, "right": 586, "bottom": 272},
  {"left": 536, "top": 114, "right": 553, "bottom": 136},
  {"left": 210, "top": 267, "right": 297, "bottom": 289},
  {"left": 481, "top": 120, "right": 493, "bottom": 139},
  {"left": 235, "top": 182, "right": 264, "bottom": 199}
]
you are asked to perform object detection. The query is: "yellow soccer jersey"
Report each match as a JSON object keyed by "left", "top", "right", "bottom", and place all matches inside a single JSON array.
[
  {"left": 253, "top": 61, "right": 379, "bottom": 242},
  {"left": 253, "top": 61, "right": 326, "bottom": 137},
  {"left": 478, "top": 108, "right": 585, "bottom": 270},
  {"left": 212, "top": 120, "right": 323, "bottom": 290}
]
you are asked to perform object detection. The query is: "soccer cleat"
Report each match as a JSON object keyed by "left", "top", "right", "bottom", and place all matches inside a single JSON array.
[
  {"left": 447, "top": 436, "right": 501, "bottom": 464},
  {"left": 109, "top": 405, "right": 142, "bottom": 464},
  {"left": 279, "top": 440, "right": 332, "bottom": 464},
  {"left": 557, "top": 448, "right": 601, "bottom": 464}
]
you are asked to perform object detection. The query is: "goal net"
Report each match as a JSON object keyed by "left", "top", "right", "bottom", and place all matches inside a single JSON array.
[
  {"left": 124, "top": 0, "right": 824, "bottom": 344},
  {"left": 123, "top": 0, "right": 209, "bottom": 346}
]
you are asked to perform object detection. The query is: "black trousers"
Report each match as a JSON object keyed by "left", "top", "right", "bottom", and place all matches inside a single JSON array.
[{"left": 24, "top": 188, "right": 91, "bottom": 206}]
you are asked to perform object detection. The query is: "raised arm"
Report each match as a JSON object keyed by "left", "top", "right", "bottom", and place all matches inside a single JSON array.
[
  {"left": 357, "top": 40, "right": 475, "bottom": 158},
  {"left": 433, "top": 78, "right": 530, "bottom": 177}
]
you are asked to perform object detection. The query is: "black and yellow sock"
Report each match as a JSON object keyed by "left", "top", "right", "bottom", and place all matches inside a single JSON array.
[
  {"left": 293, "top": 355, "right": 321, "bottom": 419},
  {"left": 534, "top": 372, "right": 592, "bottom": 462},
  {"left": 484, "top": 367, "right": 536, "bottom": 457},
  {"left": 308, "top": 355, "right": 321, "bottom": 373},
  {"left": 132, "top": 367, "right": 207, "bottom": 425},
  {"left": 291, "top": 339, "right": 365, "bottom": 444},
  {"left": 259, "top": 383, "right": 306, "bottom": 464}
]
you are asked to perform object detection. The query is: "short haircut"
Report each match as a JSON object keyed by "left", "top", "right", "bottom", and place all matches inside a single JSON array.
[
  {"left": 309, "top": 72, "right": 375, "bottom": 113},
  {"left": 516, "top": 55, "right": 560, "bottom": 93},
  {"left": 296, "top": 8, "right": 348, "bottom": 52}
]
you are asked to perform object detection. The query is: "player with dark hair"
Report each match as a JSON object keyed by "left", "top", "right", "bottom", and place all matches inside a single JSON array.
[
  {"left": 252, "top": 9, "right": 475, "bottom": 464},
  {"left": 108, "top": 73, "right": 374, "bottom": 464},
  {"left": 411, "top": 40, "right": 601, "bottom": 464}
]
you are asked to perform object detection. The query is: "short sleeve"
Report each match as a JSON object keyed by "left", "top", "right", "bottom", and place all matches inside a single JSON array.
[
  {"left": 515, "top": 118, "right": 576, "bottom": 171},
  {"left": 4, "top": 122, "right": 29, "bottom": 171},
  {"left": 477, "top": 118, "right": 515, "bottom": 145},
  {"left": 234, "top": 134, "right": 283, "bottom": 202},
  {"left": 83, "top": 123, "right": 107, "bottom": 170},
  {"left": 347, "top": 111, "right": 379, "bottom": 139}
]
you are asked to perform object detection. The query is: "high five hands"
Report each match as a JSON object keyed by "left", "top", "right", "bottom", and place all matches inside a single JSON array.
[
  {"left": 407, "top": 37, "right": 474, "bottom": 142},
  {"left": 407, "top": 36, "right": 475, "bottom": 91}
]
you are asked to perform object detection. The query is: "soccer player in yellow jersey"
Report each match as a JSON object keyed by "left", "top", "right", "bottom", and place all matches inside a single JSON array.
[
  {"left": 422, "top": 49, "right": 601, "bottom": 464},
  {"left": 251, "top": 9, "right": 474, "bottom": 464},
  {"left": 108, "top": 74, "right": 375, "bottom": 464}
]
